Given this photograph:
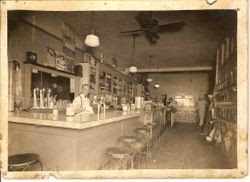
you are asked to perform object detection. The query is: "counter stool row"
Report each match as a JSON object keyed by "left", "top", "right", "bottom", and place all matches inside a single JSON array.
[{"left": 104, "top": 121, "right": 161, "bottom": 170}]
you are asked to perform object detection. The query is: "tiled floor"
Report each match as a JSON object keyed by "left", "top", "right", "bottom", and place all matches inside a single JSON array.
[{"left": 148, "top": 122, "right": 228, "bottom": 169}]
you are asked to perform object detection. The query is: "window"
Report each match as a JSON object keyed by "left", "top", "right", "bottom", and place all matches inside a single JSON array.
[{"left": 174, "top": 95, "right": 194, "bottom": 107}]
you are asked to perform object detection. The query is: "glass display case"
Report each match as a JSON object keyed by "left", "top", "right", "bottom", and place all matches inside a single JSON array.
[
  {"left": 106, "top": 73, "right": 112, "bottom": 93},
  {"left": 113, "top": 76, "right": 118, "bottom": 95},
  {"left": 99, "top": 71, "right": 106, "bottom": 92},
  {"left": 118, "top": 78, "right": 123, "bottom": 96}
]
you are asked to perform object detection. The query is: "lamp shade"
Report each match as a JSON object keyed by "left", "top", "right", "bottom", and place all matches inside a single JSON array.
[
  {"left": 154, "top": 84, "right": 160, "bottom": 88},
  {"left": 147, "top": 78, "right": 153, "bottom": 82},
  {"left": 85, "top": 33, "right": 100, "bottom": 47},
  {"left": 129, "top": 65, "right": 137, "bottom": 73}
]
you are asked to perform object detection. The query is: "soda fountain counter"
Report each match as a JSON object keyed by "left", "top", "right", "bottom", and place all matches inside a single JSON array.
[{"left": 8, "top": 110, "right": 143, "bottom": 170}]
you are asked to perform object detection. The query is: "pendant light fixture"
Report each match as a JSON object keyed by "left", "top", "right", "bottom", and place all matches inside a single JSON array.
[
  {"left": 154, "top": 68, "right": 160, "bottom": 88},
  {"left": 146, "top": 55, "right": 153, "bottom": 82},
  {"left": 129, "top": 34, "right": 138, "bottom": 73},
  {"left": 85, "top": 11, "right": 100, "bottom": 47}
]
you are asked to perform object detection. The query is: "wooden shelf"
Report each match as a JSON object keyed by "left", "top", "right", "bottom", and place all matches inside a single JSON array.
[
  {"left": 217, "top": 117, "right": 236, "bottom": 123},
  {"left": 24, "top": 62, "right": 80, "bottom": 78},
  {"left": 215, "top": 83, "right": 237, "bottom": 93},
  {"left": 214, "top": 101, "right": 234, "bottom": 106}
]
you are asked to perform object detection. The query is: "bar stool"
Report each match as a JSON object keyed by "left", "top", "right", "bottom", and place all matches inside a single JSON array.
[
  {"left": 119, "top": 136, "right": 138, "bottom": 169},
  {"left": 134, "top": 127, "right": 151, "bottom": 168},
  {"left": 120, "top": 136, "right": 137, "bottom": 148},
  {"left": 8, "top": 153, "right": 43, "bottom": 171},
  {"left": 145, "top": 123, "right": 159, "bottom": 159},
  {"left": 151, "top": 122, "right": 160, "bottom": 151},
  {"left": 105, "top": 147, "right": 133, "bottom": 170}
]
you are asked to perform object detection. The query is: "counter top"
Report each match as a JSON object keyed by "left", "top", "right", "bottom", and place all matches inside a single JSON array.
[{"left": 8, "top": 110, "right": 142, "bottom": 130}]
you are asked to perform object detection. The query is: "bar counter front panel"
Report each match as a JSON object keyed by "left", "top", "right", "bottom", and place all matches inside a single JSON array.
[{"left": 8, "top": 110, "right": 143, "bottom": 170}]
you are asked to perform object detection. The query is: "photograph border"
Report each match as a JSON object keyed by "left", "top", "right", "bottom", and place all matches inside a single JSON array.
[{"left": 0, "top": 0, "right": 248, "bottom": 179}]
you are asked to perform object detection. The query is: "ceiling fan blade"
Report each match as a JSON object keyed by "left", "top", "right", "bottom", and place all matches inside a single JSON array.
[
  {"left": 120, "top": 28, "right": 147, "bottom": 34},
  {"left": 157, "top": 21, "right": 185, "bottom": 32},
  {"left": 135, "top": 11, "right": 153, "bottom": 28}
]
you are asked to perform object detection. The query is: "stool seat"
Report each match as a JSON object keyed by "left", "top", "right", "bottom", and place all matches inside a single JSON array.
[
  {"left": 106, "top": 147, "right": 132, "bottom": 159},
  {"left": 8, "top": 153, "right": 42, "bottom": 171},
  {"left": 120, "top": 136, "right": 137, "bottom": 143},
  {"left": 132, "top": 142, "right": 143, "bottom": 150},
  {"left": 135, "top": 128, "right": 150, "bottom": 134},
  {"left": 151, "top": 122, "right": 158, "bottom": 126},
  {"left": 145, "top": 124, "right": 153, "bottom": 129}
]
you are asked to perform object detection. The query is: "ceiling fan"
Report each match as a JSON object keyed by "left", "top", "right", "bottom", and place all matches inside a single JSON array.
[{"left": 120, "top": 12, "right": 185, "bottom": 44}]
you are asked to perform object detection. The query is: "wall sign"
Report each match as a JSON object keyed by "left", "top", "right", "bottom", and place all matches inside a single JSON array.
[
  {"left": 55, "top": 52, "right": 66, "bottom": 71},
  {"left": 46, "top": 47, "right": 56, "bottom": 67}
]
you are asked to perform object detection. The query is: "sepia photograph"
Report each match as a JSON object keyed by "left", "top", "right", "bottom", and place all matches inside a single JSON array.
[{"left": 0, "top": 0, "right": 248, "bottom": 180}]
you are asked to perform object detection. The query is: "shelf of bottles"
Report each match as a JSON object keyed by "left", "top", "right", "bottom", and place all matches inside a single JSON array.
[
  {"left": 99, "top": 71, "right": 106, "bottom": 93},
  {"left": 133, "top": 83, "right": 138, "bottom": 97},
  {"left": 118, "top": 78, "right": 123, "bottom": 96},
  {"left": 89, "top": 67, "right": 97, "bottom": 91},
  {"left": 213, "top": 34, "right": 237, "bottom": 168},
  {"left": 112, "top": 76, "right": 118, "bottom": 95},
  {"left": 123, "top": 80, "right": 127, "bottom": 97},
  {"left": 127, "top": 81, "right": 133, "bottom": 97},
  {"left": 106, "top": 73, "right": 112, "bottom": 93},
  {"left": 214, "top": 38, "right": 237, "bottom": 123},
  {"left": 99, "top": 71, "right": 112, "bottom": 94}
]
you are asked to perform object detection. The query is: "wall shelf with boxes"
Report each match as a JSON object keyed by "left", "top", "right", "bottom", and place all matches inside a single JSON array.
[
  {"left": 214, "top": 34, "right": 237, "bottom": 168},
  {"left": 75, "top": 52, "right": 138, "bottom": 104},
  {"left": 24, "top": 62, "right": 79, "bottom": 78}
]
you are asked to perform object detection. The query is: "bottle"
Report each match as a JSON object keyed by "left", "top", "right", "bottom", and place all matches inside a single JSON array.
[
  {"left": 92, "top": 96, "right": 98, "bottom": 105},
  {"left": 92, "top": 96, "right": 98, "bottom": 113},
  {"left": 53, "top": 105, "right": 59, "bottom": 116}
]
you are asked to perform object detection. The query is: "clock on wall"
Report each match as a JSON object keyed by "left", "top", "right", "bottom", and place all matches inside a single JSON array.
[{"left": 26, "top": 51, "right": 37, "bottom": 63}]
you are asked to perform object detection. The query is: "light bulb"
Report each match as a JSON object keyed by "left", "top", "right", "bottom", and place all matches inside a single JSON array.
[
  {"left": 147, "top": 78, "right": 153, "bottom": 82},
  {"left": 85, "top": 34, "right": 100, "bottom": 47},
  {"left": 129, "top": 65, "right": 137, "bottom": 73},
  {"left": 154, "top": 84, "right": 160, "bottom": 88}
]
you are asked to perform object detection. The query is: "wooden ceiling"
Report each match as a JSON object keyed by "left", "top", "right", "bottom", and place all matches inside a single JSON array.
[
  {"left": 60, "top": 11, "right": 236, "bottom": 71},
  {"left": 13, "top": 10, "right": 237, "bottom": 71}
]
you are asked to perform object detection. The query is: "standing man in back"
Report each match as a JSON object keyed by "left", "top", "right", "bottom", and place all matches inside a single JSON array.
[{"left": 197, "top": 95, "right": 207, "bottom": 130}]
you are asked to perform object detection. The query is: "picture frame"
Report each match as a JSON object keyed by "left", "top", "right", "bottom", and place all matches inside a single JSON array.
[
  {"left": 225, "top": 37, "right": 230, "bottom": 61},
  {"left": 221, "top": 42, "right": 226, "bottom": 65},
  {"left": 46, "top": 47, "right": 56, "bottom": 68}
]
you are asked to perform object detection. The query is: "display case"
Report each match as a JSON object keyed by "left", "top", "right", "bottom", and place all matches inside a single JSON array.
[
  {"left": 214, "top": 35, "right": 237, "bottom": 168},
  {"left": 99, "top": 71, "right": 106, "bottom": 93},
  {"left": 118, "top": 78, "right": 123, "bottom": 96},
  {"left": 112, "top": 76, "right": 118, "bottom": 95},
  {"left": 77, "top": 62, "right": 99, "bottom": 95},
  {"left": 74, "top": 52, "right": 99, "bottom": 96},
  {"left": 106, "top": 73, "right": 112, "bottom": 93},
  {"left": 23, "top": 62, "right": 80, "bottom": 109}
]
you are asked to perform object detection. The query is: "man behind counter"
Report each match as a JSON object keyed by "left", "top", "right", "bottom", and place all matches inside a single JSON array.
[{"left": 72, "top": 84, "right": 94, "bottom": 114}]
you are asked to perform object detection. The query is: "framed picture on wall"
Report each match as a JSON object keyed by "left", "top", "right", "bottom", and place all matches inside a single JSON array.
[
  {"left": 225, "top": 37, "right": 230, "bottom": 61},
  {"left": 221, "top": 42, "right": 225, "bottom": 65},
  {"left": 46, "top": 47, "right": 56, "bottom": 67},
  {"left": 55, "top": 52, "right": 66, "bottom": 71}
]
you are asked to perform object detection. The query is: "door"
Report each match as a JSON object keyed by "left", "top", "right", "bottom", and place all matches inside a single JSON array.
[{"left": 174, "top": 95, "right": 196, "bottom": 123}]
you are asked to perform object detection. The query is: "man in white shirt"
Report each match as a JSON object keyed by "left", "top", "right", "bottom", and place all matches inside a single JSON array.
[
  {"left": 168, "top": 98, "right": 178, "bottom": 127},
  {"left": 72, "top": 84, "right": 94, "bottom": 114},
  {"left": 197, "top": 96, "right": 207, "bottom": 128}
]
